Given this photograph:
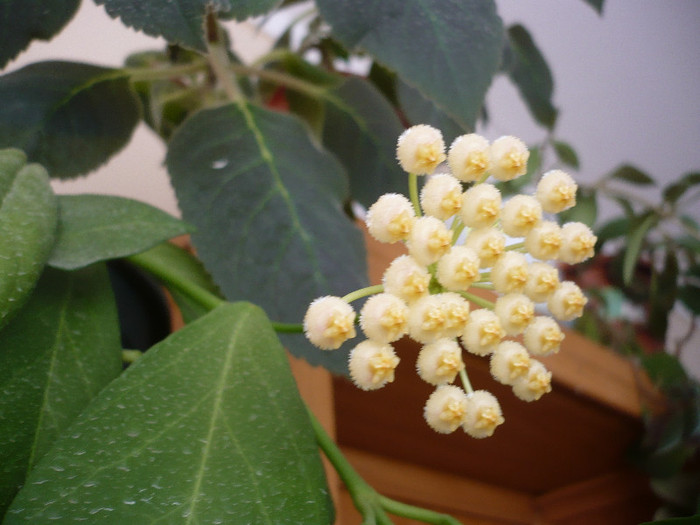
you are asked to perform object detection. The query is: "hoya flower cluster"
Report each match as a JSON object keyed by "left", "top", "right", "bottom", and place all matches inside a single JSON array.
[{"left": 303, "top": 124, "right": 596, "bottom": 438}]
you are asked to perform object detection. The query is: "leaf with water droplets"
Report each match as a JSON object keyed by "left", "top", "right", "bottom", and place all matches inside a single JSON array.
[
  {"left": 0, "top": 264, "right": 122, "bottom": 515},
  {"left": 5, "top": 302, "right": 333, "bottom": 524}
]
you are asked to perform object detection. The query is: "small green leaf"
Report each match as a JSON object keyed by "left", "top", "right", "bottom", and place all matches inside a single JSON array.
[
  {"left": 559, "top": 187, "right": 597, "bottom": 226},
  {"left": 48, "top": 194, "right": 192, "bottom": 270},
  {"left": 0, "top": 264, "right": 122, "bottom": 514},
  {"left": 553, "top": 140, "right": 580, "bottom": 169},
  {"left": 0, "top": 61, "right": 141, "bottom": 179},
  {"left": 322, "top": 76, "right": 406, "bottom": 208},
  {"left": 0, "top": 0, "right": 81, "bottom": 69},
  {"left": 503, "top": 24, "right": 558, "bottom": 129},
  {"left": 581, "top": 0, "right": 605, "bottom": 15},
  {"left": 679, "top": 284, "right": 700, "bottom": 315},
  {"left": 94, "top": 0, "right": 282, "bottom": 51},
  {"left": 648, "top": 250, "right": 679, "bottom": 339},
  {"left": 317, "top": 0, "right": 504, "bottom": 129},
  {"left": 0, "top": 149, "right": 57, "bottom": 329},
  {"left": 641, "top": 353, "right": 688, "bottom": 390},
  {"left": 608, "top": 164, "right": 656, "bottom": 186},
  {"left": 6, "top": 303, "right": 333, "bottom": 524},
  {"left": 622, "top": 212, "right": 657, "bottom": 285},
  {"left": 595, "top": 216, "right": 629, "bottom": 246},
  {"left": 663, "top": 171, "right": 700, "bottom": 205}
]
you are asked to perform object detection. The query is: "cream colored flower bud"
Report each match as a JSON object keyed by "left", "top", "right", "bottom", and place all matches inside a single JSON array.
[
  {"left": 512, "top": 360, "right": 552, "bottom": 402},
  {"left": 408, "top": 295, "right": 448, "bottom": 344},
  {"left": 491, "top": 252, "right": 529, "bottom": 294},
  {"left": 366, "top": 193, "right": 415, "bottom": 243},
  {"left": 396, "top": 124, "right": 446, "bottom": 175},
  {"left": 416, "top": 339, "right": 464, "bottom": 385},
  {"left": 494, "top": 293, "right": 535, "bottom": 335},
  {"left": 436, "top": 246, "right": 481, "bottom": 291},
  {"left": 523, "top": 316, "right": 565, "bottom": 356},
  {"left": 408, "top": 216, "right": 452, "bottom": 266},
  {"left": 525, "top": 221, "right": 562, "bottom": 260},
  {"left": 464, "top": 227, "right": 506, "bottom": 268},
  {"left": 500, "top": 195, "right": 542, "bottom": 237},
  {"left": 349, "top": 340, "right": 400, "bottom": 391},
  {"left": 463, "top": 390, "right": 505, "bottom": 439},
  {"left": 359, "top": 293, "right": 409, "bottom": 343},
  {"left": 424, "top": 385, "right": 468, "bottom": 433},
  {"left": 420, "top": 174, "right": 463, "bottom": 220},
  {"left": 489, "top": 135, "right": 529, "bottom": 181},
  {"left": 460, "top": 183, "right": 501, "bottom": 229},
  {"left": 548, "top": 281, "right": 587, "bottom": 321},
  {"left": 438, "top": 292, "right": 471, "bottom": 339},
  {"left": 448, "top": 134, "right": 491, "bottom": 182},
  {"left": 524, "top": 262, "right": 560, "bottom": 303},
  {"left": 461, "top": 308, "right": 504, "bottom": 356},
  {"left": 382, "top": 255, "right": 431, "bottom": 304},
  {"left": 303, "top": 296, "right": 356, "bottom": 350},
  {"left": 536, "top": 170, "right": 577, "bottom": 213},
  {"left": 559, "top": 222, "right": 597, "bottom": 264},
  {"left": 490, "top": 340, "right": 531, "bottom": 386}
]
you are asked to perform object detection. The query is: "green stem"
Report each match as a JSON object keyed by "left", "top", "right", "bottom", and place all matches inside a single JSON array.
[
  {"left": 125, "top": 61, "right": 208, "bottom": 82},
  {"left": 343, "top": 284, "right": 384, "bottom": 303},
  {"left": 470, "top": 282, "right": 495, "bottom": 290},
  {"left": 271, "top": 322, "right": 304, "bottom": 333},
  {"left": 459, "top": 368, "right": 474, "bottom": 395},
  {"left": 506, "top": 241, "right": 525, "bottom": 252},
  {"left": 228, "top": 62, "right": 326, "bottom": 98},
  {"left": 450, "top": 217, "right": 466, "bottom": 245},
  {"left": 459, "top": 290, "right": 495, "bottom": 310},
  {"left": 378, "top": 496, "right": 462, "bottom": 525},
  {"left": 206, "top": 20, "right": 243, "bottom": 102},
  {"left": 409, "top": 172, "right": 423, "bottom": 216}
]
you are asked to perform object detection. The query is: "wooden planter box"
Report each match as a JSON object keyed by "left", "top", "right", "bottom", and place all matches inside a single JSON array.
[{"left": 292, "top": 230, "right": 659, "bottom": 525}]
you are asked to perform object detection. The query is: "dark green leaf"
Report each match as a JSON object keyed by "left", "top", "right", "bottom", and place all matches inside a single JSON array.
[
  {"left": 663, "top": 171, "right": 700, "bottom": 205},
  {"left": 6, "top": 303, "right": 333, "bottom": 524},
  {"left": 595, "top": 216, "right": 629, "bottom": 246},
  {"left": 680, "top": 214, "right": 700, "bottom": 233},
  {"left": 608, "top": 164, "right": 656, "bottom": 186},
  {"left": 0, "top": 61, "right": 141, "bottom": 178},
  {"left": 0, "top": 0, "right": 81, "bottom": 69},
  {"left": 322, "top": 76, "right": 406, "bottom": 208},
  {"left": 0, "top": 149, "right": 57, "bottom": 329},
  {"left": 648, "top": 250, "right": 679, "bottom": 340},
  {"left": 641, "top": 353, "right": 688, "bottom": 390},
  {"left": 0, "top": 265, "right": 122, "bottom": 514},
  {"left": 581, "top": 0, "right": 604, "bottom": 14},
  {"left": 94, "top": 0, "right": 282, "bottom": 51},
  {"left": 503, "top": 24, "right": 557, "bottom": 129},
  {"left": 167, "top": 103, "right": 367, "bottom": 373},
  {"left": 317, "top": 0, "right": 503, "bottom": 129},
  {"left": 640, "top": 517, "right": 700, "bottom": 525},
  {"left": 368, "top": 62, "right": 399, "bottom": 107},
  {"left": 623, "top": 211, "right": 657, "bottom": 285},
  {"left": 553, "top": 140, "right": 580, "bottom": 169},
  {"left": 559, "top": 187, "right": 597, "bottom": 226},
  {"left": 48, "top": 194, "right": 192, "bottom": 270},
  {"left": 679, "top": 284, "right": 700, "bottom": 315}
]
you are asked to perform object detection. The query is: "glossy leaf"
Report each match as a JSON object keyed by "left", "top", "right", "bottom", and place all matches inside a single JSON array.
[
  {"left": 608, "top": 164, "right": 656, "bottom": 186},
  {"left": 0, "top": 61, "right": 141, "bottom": 179},
  {"left": 94, "top": 0, "right": 282, "bottom": 52},
  {"left": 322, "top": 76, "right": 406, "bottom": 207},
  {"left": 317, "top": 0, "right": 503, "bottom": 129},
  {"left": 0, "top": 0, "right": 81, "bottom": 69},
  {"left": 553, "top": 140, "right": 580, "bottom": 169},
  {"left": 622, "top": 212, "right": 657, "bottom": 285},
  {"left": 5, "top": 302, "right": 333, "bottom": 524},
  {"left": 0, "top": 149, "right": 57, "bottom": 329},
  {"left": 48, "top": 194, "right": 192, "bottom": 270},
  {"left": 663, "top": 171, "right": 700, "bottom": 205},
  {"left": 167, "top": 103, "right": 367, "bottom": 373},
  {"left": 503, "top": 24, "right": 557, "bottom": 129},
  {"left": 0, "top": 265, "right": 122, "bottom": 514}
]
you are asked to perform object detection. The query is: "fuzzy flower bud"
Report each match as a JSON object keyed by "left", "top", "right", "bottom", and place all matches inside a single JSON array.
[
  {"left": 464, "top": 227, "right": 506, "bottom": 268},
  {"left": 408, "top": 295, "right": 448, "bottom": 344},
  {"left": 416, "top": 339, "right": 464, "bottom": 385},
  {"left": 396, "top": 124, "right": 446, "bottom": 175},
  {"left": 304, "top": 296, "right": 356, "bottom": 350},
  {"left": 439, "top": 292, "right": 471, "bottom": 339},
  {"left": 559, "top": 222, "right": 597, "bottom": 264},
  {"left": 461, "top": 308, "right": 504, "bottom": 356},
  {"left": 548, "top": 281, "right": 587, "bottom": 321},
  {"left": 523, "top": 316, "right": 565, "bottom": 356},
  {"left": 436, "top": 246, "right": 481, "bottom": 291},
  {"left": 420, "top": 174, "right": 463, "bottom": 220},
  {"left": 536, "top": 170, "right": 577, "bottom": 213},
  {"left": 494, "top": 293, "right": 535, "bottom": 335},
  {"left": 512, "top": 360, "right": 552, "bottom": 402},
  {"left": 359, "top": 293, "right": 409, "bottom": 343},
  {"left": 424, "top": 385, "right": 468, "bottom": 433},
  {"left": 463, "top": 390, "right": 505, "bottom": 438},
  {"left": 382, "top": 255, "right": 431, "bottom": 304},
  {"left": 491, "top": 252, "right": 529, "bottom": 294},
  {"left": 408, "top": 216, "right": 452, "bottom": 266},
  {"left": 489, "top": 135, "right": 529, "bottom": 181},
  {"left": 490, "top": 341, "right": 531, "bottom": 386},
  {"left": 524, "top": 262, "right": 560, "bottom": 303},
  {"left": 366, "top": 193, "right": 415, "bottom": 243},
  {"left": 500, "top": 195, "right": 542, "bottom": 237},
  {"left": 525, "top": 221, "right": 562, "bottom": 261},
  {"left": 349, "top": 340, "right": 400, "bottom": 391},
  {"left": 448, "top": 134, "right": 491, "bottom": 182},
  {"left": 460, "top": 183, "right": 501, "bottom": 229}
]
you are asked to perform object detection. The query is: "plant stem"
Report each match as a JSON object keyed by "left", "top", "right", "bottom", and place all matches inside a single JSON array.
[
  {"left": 460, "top": 368, "right": 474, "bottom": 395},
  {"left": 271, "top": 322, "right": 304, "bottom": 333},
  {"left": 125, "top": 61, "right": 208, "bottom": 82},
  {"left": 206, "top": 17, "right": 243, "bottom": 102},
  {"left": 343, "top": 284, "right": 384, "bottom": 303},
  {"left": 378, "top": 496, "right": 462, "bottom": 525},
  {"left": 228, "top": 62, "right": 326, "bottom": 98},
  {"left": 459, "top": 290, "right": 495, "bottom": 310},
  {"left": 409, "top": 173, "right": 422, "bottom": 216}
]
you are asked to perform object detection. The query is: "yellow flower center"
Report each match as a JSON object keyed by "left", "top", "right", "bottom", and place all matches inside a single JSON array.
[
  {"left": 506, "top": 266, "right": 528, "bottom": 290},
  {"left": 380, "top": 306, "right": 408, "bottom": 340},
  {"left": 477, "top": 199, "right": 499, "bottom": 221},
  {"left": 421, "top": 307, "right": 447, "bottom": 333},
  {"left": 502, "top": 149, "right": 528, "bottom": 175},
  {"left": 564, "top": 290, "right": 587, "bottom": 318},
  {"left": 475, "top": 407, "right": 504, "bottom": 430},
  {"left": 440, "top": 399, "right": 466, "bottom": 430},
  {"left": 440, "top": 189, "right": 463, "bottom": 216},
  {"left": 369, "top": 351, "right": 400, "bottom": 385},
  {"left": 466, "top": 151, "right": 489, "bottom": 176},
  {"left": 555, "top": 186, "right": 576, "bottom": 207},
  {"left": 535, "top": 272, "right": 559, "bottom": 295},
  {"left": 508, "top": 354, "right": 531, "bottom": 380},
  {"left": 415, "top": 143, "right": 446, "bottom": 172},
  {"left": 436, "top": 352, "right": 464, "bottom": 379},
  {"left": 324, "top": 312, "right": 356, "bottom": 346},
  {"left": 528, "top": 371, "right": 552, "bottom": 396},
  {"left": 387, "top": 211, "right": 414, "bottom": 239},
  {"left": 572, "top": 233, "right": 595, "bottom": 258},
  {"left": 540, "top": 326, "right": 564, "bottom": 353},
  {"left": 510, "top": 303, "right": 534, "bottom": 329},
  {"left": 455, "top": 261, "right": 478, "bottom": 286},
  {"left": 402, "top": 272, "right": 429, "bottom": 301},
  {"left": 427, "top": 229, "right": 452, "bottom": 257},
  {"left": 479, "top": 321, "right": 502, "bottom": 347}
]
